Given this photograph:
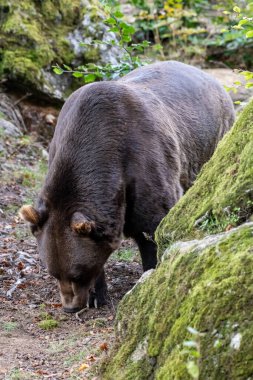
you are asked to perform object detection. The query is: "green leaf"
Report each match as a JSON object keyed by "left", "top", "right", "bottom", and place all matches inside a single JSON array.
[
  {"left": 190, "top": 350, "right": 201, "bottom": 358},
  {"left": 239, "top": 19, "right": 249, "bottom": 26},
  {"left": 119, "top": 22, "right": 135, "bottom": 34},
  {"left": 108, "top": 27, "right": 119, "bottom": 33},
  {"left": 241, "top": 71, "right": 253, "bottom": 80},
  {"left": 72, "top": 71, "right": 84, "bottom": 78},
  {"left": 233, "top": 6, "right": 241, "bottom": 13},
  {"left": 232, "top": 25, "right": 244, "bottom": 30},
  {"left": 153, "top": 44, "right": 163, "bottom": 51},
  {"left": 121, "top": 34, "right": 132, "bottom": 42},
  {"left": 246, "top": 30, "right": 253, "bottom": 38},
  {"left": 234, "top": 100, "right": 241, "bottom": 105},
  {"left": 53, "top": 67, "right": 64, "bottom": 75},
  {"left": 140, "top": 40, "right": 151, "bottom": 47},
  {"left": 105, "top": 17, "right": 117, "bottom": 25},
  {"left": 114, "top": 10, "right": 124, "bottom": 18},
  {"left": 245, "top": 82, "right": 253, "bottom": 88},
  {"left": 84, "top": 74, "right": 97, "bottom": 83},
  {"left": 63, "top": 64, "right": 71, "bottom": 70},
  {"left": 186, "top": 361, "right": 199, "bottom": 379}
]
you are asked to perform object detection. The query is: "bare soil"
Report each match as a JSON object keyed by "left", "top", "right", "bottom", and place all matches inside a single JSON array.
[{"left": 0, "top": 129, "right": 142, "bottom": 380}]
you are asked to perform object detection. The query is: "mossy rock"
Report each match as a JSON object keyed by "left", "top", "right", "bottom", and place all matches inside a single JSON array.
[
  {"left": 156, "top": 98, "right": 253, "bottom": 256},
  {"left": 101, "top": 99, "right": 253, "bottom": 379},
  {"left": 0, "top": 0, "right": 83, "bottom": 99},
  {"left": 102, "top": 222, "right": 253, "bottom": 379}
]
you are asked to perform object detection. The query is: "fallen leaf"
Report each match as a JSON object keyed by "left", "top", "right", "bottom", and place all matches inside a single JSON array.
[
  {"left": 49, "top": 303, "right": 62, "bottom": 308},
  {"left": 99, "top": 342, "right": 108, "bottom": 351},
  {"left": 225, "top": 224, "right": 233, "bottom": 231},
  {"left": 36, "top": 370, "right": 49, "bottom": 375},
  {"left": 17, "top": 261, "right": 25, "bottom": 270},
  {"left": 78, "top": 363, "right": 90, "bottom": 371}
]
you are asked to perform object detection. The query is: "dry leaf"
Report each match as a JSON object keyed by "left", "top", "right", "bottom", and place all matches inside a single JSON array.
[
  {"left": 99, "top": 342, "right": 108, "bottom": 351},
  {"left": 78, "top": 363, "right": 90, "bottom": 371},
  {"left": 225, "top": 224, "right": 233, "bottom": 231},
  {"left": 17, "top": 261, "right": 25, "bottom": 270}
]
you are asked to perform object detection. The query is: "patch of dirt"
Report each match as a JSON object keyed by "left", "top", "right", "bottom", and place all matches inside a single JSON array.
[{"left": 0, "top": 119, "right": 142, "bottom": 379}]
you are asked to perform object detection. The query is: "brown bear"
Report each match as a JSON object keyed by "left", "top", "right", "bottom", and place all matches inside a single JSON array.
[{"left": 19, "top": 61, "right": 235, "bottom": 312}]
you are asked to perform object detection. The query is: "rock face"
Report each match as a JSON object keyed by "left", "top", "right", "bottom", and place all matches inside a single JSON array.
[
  {"left": 0, "top": 0, "right": 83, "bottom": 100},
  {"left": 101, "top": 99, "right": 253, "bottom": 379},
  {"left": 0, "top": 0, "right": 116, "bottom": 102}
]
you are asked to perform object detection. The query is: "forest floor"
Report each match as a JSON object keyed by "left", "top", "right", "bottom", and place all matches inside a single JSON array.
[{"left": 0, "top": 127, "right": 142, "bottom": 380}]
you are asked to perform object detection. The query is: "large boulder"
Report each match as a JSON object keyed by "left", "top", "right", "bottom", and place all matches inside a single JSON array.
[
  {"left": 157, "top": 98, "right": 253, "bottom": 255},
  {"left": 101, "top": 99, "right": 253, "bottom": 379},
  {"left": 0, "top": 0, "right": 118, "bottom": 102},
  {"left": 0, "top": 0, "right": 82, "bottom": 100}
]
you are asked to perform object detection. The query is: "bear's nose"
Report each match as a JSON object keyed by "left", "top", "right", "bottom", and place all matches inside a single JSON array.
[{"left": 63, "top": 306, "right": 82, "bottom": 313}]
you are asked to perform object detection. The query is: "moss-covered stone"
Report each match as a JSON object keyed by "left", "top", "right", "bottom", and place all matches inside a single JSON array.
[
  {"left": 102, "top": 222, "right": 253, "bottom": 379},
  {"left": 101, "top": 98, "right": 253, "bottom": 379},
  {"left": 0, "top": 0, "right": 82, "bottom": 98},
  {"left": 156, "top": 98, "right": 253, "bottom": 256}
]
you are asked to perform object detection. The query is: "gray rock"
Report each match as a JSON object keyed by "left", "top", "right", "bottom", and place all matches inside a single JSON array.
[{"left": 0, "top": 119, "right": 21, "bottom": 137}]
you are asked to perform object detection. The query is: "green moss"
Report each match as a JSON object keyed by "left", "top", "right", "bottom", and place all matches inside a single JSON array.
[
  {"left": 102, "top": 223, "right": 253, "bottom": 379},
  {"left": 156, "top": 99, "right": 253, "bottom": 256},
  {"left": 0, "top": 0, "right": 82, "bottom": 93},
  {"left": 1, "top": 51, "right": 43, "bottom": 86},
  {"left": 38, "top": 319, "right": 59, "bottom": 330}
]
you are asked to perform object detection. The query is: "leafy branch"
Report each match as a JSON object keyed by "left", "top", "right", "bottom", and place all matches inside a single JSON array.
[
  {"left": 53, "top": 0, "right": 152, "bottom": 83},
  {"left": 223, "top": 3, "right": 253, "bottom": 99}
]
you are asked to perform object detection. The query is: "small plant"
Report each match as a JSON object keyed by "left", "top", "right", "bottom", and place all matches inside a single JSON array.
[
  {"left": 111, "top": 248, "right": 137, "bottom": 261},
  {"left": 38, "top": 319, "right": 59, "bottom": 330},
  {"left": 222, "top": 3, "right": 253, "bottom": 99},
  {"left": 2, "top": 321, "right": 18, "bottom": 331},
  {"left": 38, "top": 303, "right": 59, "bottom": 330},
  {"left": 198, "top": 207, "right": 242, "bottom": 234},
  {"left": 183, "top": 327, "right": 204, "bottom": 380},
  {"left": 53, "top": 0, "right": 153, "bottom": 82},
  {"left": 9, "top": 368, "right": 30, "bottom": 380}
]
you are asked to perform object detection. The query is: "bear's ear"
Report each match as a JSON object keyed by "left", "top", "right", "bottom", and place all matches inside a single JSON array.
[
  {"left": 19, "top": 205, "right": 40, "bottom": 225},
  {"left": 71, "top": 212, "right": 96, "bottom": 235}
]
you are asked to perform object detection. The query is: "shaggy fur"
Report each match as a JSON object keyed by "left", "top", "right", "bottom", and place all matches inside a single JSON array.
[{"left": 24, "top": 61, "right": 235, "bottom": 311}]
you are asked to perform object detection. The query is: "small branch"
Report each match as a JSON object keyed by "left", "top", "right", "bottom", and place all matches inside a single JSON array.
[{"left": 14, "top": 93, "right": 32, "bottom": 106}]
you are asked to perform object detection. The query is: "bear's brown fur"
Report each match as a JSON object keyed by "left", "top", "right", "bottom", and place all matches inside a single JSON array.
[{"left": 20, "top": 61, "right": 235, "bottom": 312}]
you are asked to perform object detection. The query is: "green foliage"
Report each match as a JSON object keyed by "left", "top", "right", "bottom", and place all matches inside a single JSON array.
[
  {"left": 38, "top": 319, "right": 59, "bottom": 330},
  {"left": 53, "top": 0, "right": 154, "bottom": 81},
  {"left": 183, "top": 327, "right": 205, "bottom": 380},
  {"left": 38, "top": 304, "right": 59, "bottom": 330},
  {"left": 1, "top": 321, "right": 18, "bottom": 331},
  {"left": 206, "top": 1, "right": 253, "bottom": 68},
  {"left": 0, "top": 0, "right": 81, "bottom": 92},
  {"left": 221, "top": 2, "right": 253, "bottom": 94},
  {"left": 111, "top": 248, "right": 137, "bottom": 262},
  {"left": 129, "top": 0, "right": 253, "bottom": 67}
]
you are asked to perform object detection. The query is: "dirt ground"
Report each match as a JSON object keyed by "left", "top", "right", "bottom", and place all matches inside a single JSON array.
[{"left": 0, "top": 127, "right": 142, "bottom": 380}]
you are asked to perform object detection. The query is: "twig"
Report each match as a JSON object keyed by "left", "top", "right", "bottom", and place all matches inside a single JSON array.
[
  {"left": 75, "top": 307, "right": 88, "bottom": 321},
  {"left": 14, "top": 93, "right": 32, "bottom": 106}
]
